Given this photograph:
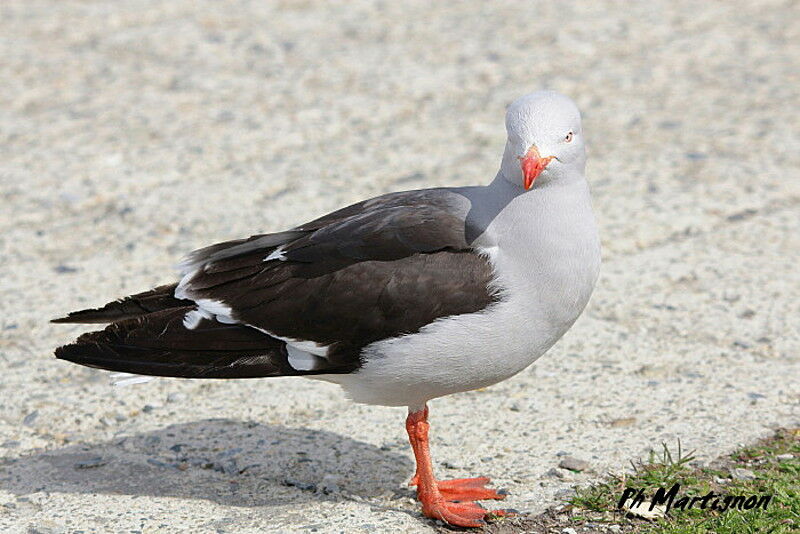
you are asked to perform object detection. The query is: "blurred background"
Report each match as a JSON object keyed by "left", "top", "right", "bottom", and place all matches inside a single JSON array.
[{"left": 1, "top": 1, "right": 798, "bottom": 533}]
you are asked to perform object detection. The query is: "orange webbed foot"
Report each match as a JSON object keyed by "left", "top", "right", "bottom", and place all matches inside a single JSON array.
[
  {"left": 437, "top": 476, "right": 508, "bottom": 502},
  {"left": 412, "top": 476, "right": 511, "bottom": 527},
  {"left": 410, "top": 475, "right": 508, "bottom": 502},
  {"left": 420, "top": 498, "right": 493, "bottom": 527}
]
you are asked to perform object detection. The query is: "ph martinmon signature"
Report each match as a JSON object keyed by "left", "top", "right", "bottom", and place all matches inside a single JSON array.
[{"left": 619, "top": 483, "right": 772, "bottom": 513}]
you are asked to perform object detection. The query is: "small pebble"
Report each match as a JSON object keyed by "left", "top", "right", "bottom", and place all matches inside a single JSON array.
[
  {"left": 545, "top": 467, "right": 565, "bottom": 479},
  {"left": 284, "top": 478, "right": 317, "bottom": 492},
  {"left": 27, "top": 521, "right": 66, "bottom": 534},
  {"left": 561, "top": 527, "right": 577, "bottom": 534},
  {"left": 730, "top": 467, "right": 756, "bottom": 480},
  {"left": 219, "top": 459, "right": 239, "bottom": 475},
  {"left": 75, "top": 457, "right": 106, "bottom": 469},
  {"left": 22, "top": 411, "right": 39, "bottom": 426},
  {"left": 726, "top": 208, "right": 757, "bottom": 221},
  {"left": 166, "top": 392, "right": 187, "bottom": 403},
  {"left": 554, "top": 488, "right": 576, "bottom": 500},
  {"left": 686, "top": 152, "right": 708, "bottom": 160},
  {"left": 558, "top": 456, "right": 591, "bottom": 472},
  {"left": 320, "top": 474, "right": 341, "bottom": 494},
  {"left": 775, "top": 453, "right": 793, "bottom": 461},
  {"left": 218, "top": 448, "right": 243, "bottom": 458},
  {"left": 608, "top": 417, "right": 637, "bottom": 427}
]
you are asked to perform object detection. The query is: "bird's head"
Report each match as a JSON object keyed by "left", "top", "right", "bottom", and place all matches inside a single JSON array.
[{"left": 500, "top": 91, "right": 585, "bottom": 190}]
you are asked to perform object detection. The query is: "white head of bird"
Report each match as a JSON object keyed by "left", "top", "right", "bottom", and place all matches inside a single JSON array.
[{"left": 500, "top": 91, "right": 586, "bottom": 190}]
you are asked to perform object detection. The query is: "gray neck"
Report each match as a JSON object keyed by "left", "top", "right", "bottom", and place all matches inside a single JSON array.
[
  {"left": 499, "top": 141, "right": 524, "bottom": 185},
  {"left": 453, "top": 167, "right": 590, "bottom": 246},
  {"left": 452, "top": 174, "right": 523, "bottom": 244}
]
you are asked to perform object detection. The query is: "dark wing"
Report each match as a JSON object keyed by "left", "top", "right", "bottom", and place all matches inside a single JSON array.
[
  {"left": 178, "top": 189, "right": 497, "bottom": 369},
  {"left": 54, "top": 189, "right": 497, "bottom": 377}
]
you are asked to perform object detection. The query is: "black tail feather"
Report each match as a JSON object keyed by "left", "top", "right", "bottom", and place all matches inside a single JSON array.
[
  {"left": 51, "top": 284, "right": 190, "bottom": 324},
  {"left": 54, "top": 307, "right": 310, "bottom": 379}
]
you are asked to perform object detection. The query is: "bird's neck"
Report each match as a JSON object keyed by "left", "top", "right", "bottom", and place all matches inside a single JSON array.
[{"left": 464, "top": 171, "right": 593, "bottom": 244}]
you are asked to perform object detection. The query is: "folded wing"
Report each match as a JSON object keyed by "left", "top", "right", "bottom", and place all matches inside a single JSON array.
[{"left": 54, "top": 189, "right": 498, "bottom": 378}]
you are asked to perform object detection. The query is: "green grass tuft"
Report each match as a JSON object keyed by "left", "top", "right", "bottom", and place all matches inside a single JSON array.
[{"left": 566, "top": 428, "right": 799, "bottom": 534}]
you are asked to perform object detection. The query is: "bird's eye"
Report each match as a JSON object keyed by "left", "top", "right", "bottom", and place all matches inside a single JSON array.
[{"left": 564, "top": 131, "right": 573, "bottom": 143}]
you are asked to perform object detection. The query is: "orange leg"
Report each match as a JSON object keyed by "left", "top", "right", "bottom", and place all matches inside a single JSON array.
[{"left": 405, "top": 405, "right": 509, "bottom": 527}]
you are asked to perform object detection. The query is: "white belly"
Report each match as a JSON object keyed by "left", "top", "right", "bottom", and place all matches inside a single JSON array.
[{"left": 320, "top": 297, "right": 564, "bottom": 408}]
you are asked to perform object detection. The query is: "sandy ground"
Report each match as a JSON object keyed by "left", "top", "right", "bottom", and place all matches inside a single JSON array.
[{"left": 1, "top": 1, "right": 799, "bottom": 533}]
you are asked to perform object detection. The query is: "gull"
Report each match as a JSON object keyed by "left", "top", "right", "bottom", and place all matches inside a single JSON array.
[{"left": 54, "top": 91, "right": 601, "bottom": 527}]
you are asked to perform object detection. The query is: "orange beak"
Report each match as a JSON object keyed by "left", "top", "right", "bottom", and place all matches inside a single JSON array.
[{"left": 519, "top": 145, "right": 553, "bottom": 189}]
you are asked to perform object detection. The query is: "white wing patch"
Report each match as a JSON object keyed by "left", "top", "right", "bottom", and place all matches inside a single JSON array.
[
  {"left": 182, "top": 298, "right": 235, "bottom": 330},
  {"left": 195, "top": 298, "right": 233, "bottom": 319},
  {"left": 182, "top": 308, "right": 212, "bottom": 329},
  {"left": 250, "top": 326, "right": 331, "bottom": 371},
  {"left": 174, "top": 269, "right": 194, "bottom": 300},
  {"left": 286, "top": 345, "right": 325, "bottom": 371},
  {"left": 277, "top": 338, "right": 330, "bottom": 371},
  {"left": 262, "top": 331, "right": 330, "bottom": 357},
  {"left": 264, "top": 246, "right": 287, "bottom": 262},
  {"left": 286, "top": 339, "right": 329, "bottom": 356},
  {"left": 175, "top": 267, "right": 236, "bottom": 329}
]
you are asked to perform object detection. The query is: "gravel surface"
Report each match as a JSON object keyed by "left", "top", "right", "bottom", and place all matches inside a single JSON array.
[{"left": 1, "top": 1, "right": 799, "bottom": 533}]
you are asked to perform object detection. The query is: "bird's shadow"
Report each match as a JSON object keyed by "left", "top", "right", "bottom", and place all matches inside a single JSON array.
[{"left": 0, "top": 418, "right": 415, "bottom": 508}]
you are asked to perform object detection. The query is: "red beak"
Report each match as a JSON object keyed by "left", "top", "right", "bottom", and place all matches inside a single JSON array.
[{"left": 519, "top": 146, "right": 553, "bottom": 189}]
